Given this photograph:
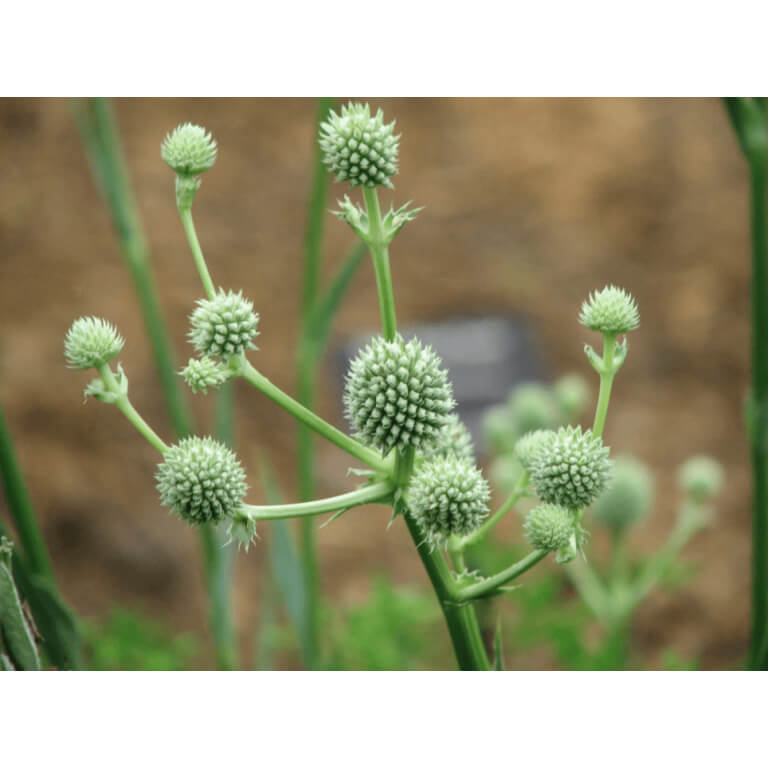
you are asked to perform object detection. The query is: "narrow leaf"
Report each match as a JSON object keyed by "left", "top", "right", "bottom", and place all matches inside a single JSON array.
[
  {"left": 0, "top": 558, "right": 41, "bottom": 670},
  {"left": 493, "top": 618, "right": 505, "bottom": 671}
]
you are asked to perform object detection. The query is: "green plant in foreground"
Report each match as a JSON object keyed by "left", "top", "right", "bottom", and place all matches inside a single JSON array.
[{"left": 66, "top": 103, "right": 649, "bottom": 670}]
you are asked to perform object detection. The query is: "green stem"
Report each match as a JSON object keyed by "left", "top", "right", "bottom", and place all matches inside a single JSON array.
[
  {"left": 461, "top": 472, "right": 529, "bottom": 549},
  {"left": 567, "top": 556, "right": 612, "bottom": 623},
  {"left": 592, "top": 333, "right": 616, "bottom": 439},
  {"left": 0, "top": 404, "right": 56, "bottom": 585},
  {"left": 98, "top": 365, "right": 169, "bottom": 454},
  {"left": 457, "top": 550, "right": 548, "bottom": 602},
  {"left": 362, "top": 187, "right": 398, "bottom": 340},
  {"left": 237, "top": 358, "right": 387, "bottom": 472},
  {"left": 178, "top": 205, "right": 216, "bottom": 300},
  {"left": 242, "top": 481, "right": 394, "bottom": 521}
]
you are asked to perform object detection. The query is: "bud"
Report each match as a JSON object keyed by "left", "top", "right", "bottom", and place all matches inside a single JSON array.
[
  {"left": 181, "top": 357, "right": 232, "bottom": 394},
  {"left": 344, "top": 335, "right": 454, "bottom": 455},
  {"left": 514, "top": 429, "right": 556, "bottom": 472},
  {"left": 509, "top": 383, "right": 559, "bottom": 435},
  {"left": 529, "top": 425, "right": 612, "bottom": 510},
  {"left": 156, "top": 436, "right": 248, "bottom": 525},
  {"left": 408, "top": 456, "right": 490, "bottom": 547},
  {"left": 319, "top": 103, "right": 399, "bottom": 188},
  {"left": 579, "top": 285, "right": 640, "bottom": 336},
  {"left": 64, "top": 317, "right": 124, "bottom": 370},
  {"left": 678, "top": 456, "right": 724, "bottom": 503},
  {"left": 189, "top": 290, "right": 259, "bottom": 359},
  {"left": 524, "top": 504, "right": 575, "bottom": 552},
  {"left": 161, "top": 123, "right": 218, "bottom": 177},
  {"left": 554, "top": 374, "right": 590, "bottom": 421},
  {"left": 592, "top": 455, "right": 654, "bottom": 532},
  {"left": 420, "top": 413, "right": 475, "bottom": 463}
]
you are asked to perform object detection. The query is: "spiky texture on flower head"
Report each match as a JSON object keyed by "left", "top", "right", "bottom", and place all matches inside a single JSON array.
[
  {"left": 514, "top": 429, "right": 556, "bottom": 472},
  {"left": 579, "top": 285, "right": 640, "bottom": 335},
  {"left": 64, "top": 317, "right": 124, "bottom": 370},
  {"left": 524, "top": 504, "right": 575, "bottom": 552},
  {"left": 678, "top": 456, "right": 724, "bottom": 503},
  {"left": 344, "top": 335, "right": 454, "bottom": 455},
  {"left": 319, "top": 103, "right": 399, "bottom": 188},
  {"left": 420, "top": 413, "right": 475, "bottom": 463},
  {"left": 408, "top": 456, "right": 490, "bottom": 547},
  {"left": 189, "top": 290, "right": 259, "bottom": 359},
  {"left": 156, "top": 436, "right": 247, "bottom": 525},
  {"left": 592, "top": 456, "right": 654, "bottom": 531},
  {"left": 509, "top": 383, "right": 559, "bottom": 435},
  {"left": 181, "top": 357, "right": 231, "bottom": 394},
  {"left": 529, "top": 425, "right": 612, "bottom": 509},
  {"left": 161, "top": 123, "right": 217, "bottom": 176}
]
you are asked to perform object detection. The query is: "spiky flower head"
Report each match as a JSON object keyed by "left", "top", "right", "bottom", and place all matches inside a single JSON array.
[
  {"left": 420, "top": 413, "right": 475, "bottom": 463},
  {"left": 579, "top": 285, "right": 640, "bottom": 336},
  {"left": 509, "top": 383, "right": 559, "bottom": 435},
  {"left": 181, "top": 357, "right": 231, "bottom": 394},
  {"left": 678, "top": 456, "right": 724, "bottom": 503},
  {"left": 319, "top": 103, "right": 399, "bottom": 188},
  {"left": 156, "top": 436, "right": 247, "bottom": 525},
  {"left": 344, "top": 335, "right": 454, "bottom": 455},
  {"left": 529, "top": 425, "right": 612, "bottom": 510},
  {"left": 161, "top": 123, "right": 217, "bottom": 176},
  {"left": 189, "top": 290, "right": 259, "bottom": 359},
  {"left": 514, "top": 429, "right": 556, "bottom": 472},
  {"left": 524, "top": 504, "right": 575, "bottom": 552},
  {"left": 64, "top": 317, "right": 124, "bottom": 370},
  {"left": 408, "top": 456, "right": 490, "bottom": 547},
  {"left": 592, "top": 456, "right": 654, "bottom": 532}
]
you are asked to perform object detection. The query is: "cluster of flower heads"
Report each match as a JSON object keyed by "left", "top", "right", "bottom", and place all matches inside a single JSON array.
[
  {"left": 319, "top": 103, "right": 399, "bottom": 189},
  {"left": 344, "top": 335, "right": 455, "bottom": 455}
]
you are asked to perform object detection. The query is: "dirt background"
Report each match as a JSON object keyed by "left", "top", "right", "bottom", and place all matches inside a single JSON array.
[{"left": 0, "top": 98, "right": 752, "bottom": 669}]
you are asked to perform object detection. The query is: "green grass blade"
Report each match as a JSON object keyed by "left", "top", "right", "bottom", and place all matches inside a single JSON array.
[{"left": 0, "top": 548, "right": 41, "bottom": 671}]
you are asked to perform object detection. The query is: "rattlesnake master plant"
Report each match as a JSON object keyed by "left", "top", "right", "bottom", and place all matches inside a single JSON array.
[{"left": 65, "top": 102, "right": 654, "bottom": 671}]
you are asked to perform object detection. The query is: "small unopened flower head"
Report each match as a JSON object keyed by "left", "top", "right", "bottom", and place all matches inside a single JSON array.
[
  {"left": 592, "top": 456, "right": 654, "bottom": 532},
  {"left": 319, "top": 103, "right": 399, "bottom": 188},
  {"left": 64, "top": 317, "right": 124, "bottom": 370},
  {"left": 408, "top": 456, "right": 490, "bottom": 547},
  {"left": 529, "top": 425, "right": 612, "bottom": 509},
  {"left": 579, "top": 285, "right": 640, "bottom": 335},
  {"left": 181, "top": 357, "right": 231, "bottom": 394},
  {"left": 161, "top": 123, "right": 217, "bottom": 176},
  {"left": 344, "top": 335, "right": 454, "bottom": 455},
  {"left": 514, "top": 429, "right": 556, "bottom": 472},
  {"left": 524, "top": 504, "right": 575, "bottom": 552},
  {"left": 509, "top": 383, "right": 559, "bottom": 435},
  {"left": 189, "top": 290, "right": 259, "bottom": 359},
  {"left": 554, "top": 374, "right": 590, "bottom": 421},
  {"left": 156, "top": 436, "right": 247, "bottom": 525},
  {"left": 420, "top": 413, "right": 475, "bottom": 463},
  {"left": 678, "top": 456, "right": 724, "bottom": 503}
]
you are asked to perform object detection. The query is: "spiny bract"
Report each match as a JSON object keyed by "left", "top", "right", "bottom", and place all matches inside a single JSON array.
[
  {"left": 419, "top": 413, "right": 475, "bottom": 463},
  {"left": 161, "top": 123, "right": 218, "bottom": 176},
  {"left": 344, "top": 335, "right": 455, "bottom": 455},
  {"left": 408, "top": 455, "right": 490, "bottom": 547},
  {"left": 156, "top": 436, "right": 247, "bottom": 525},
  {"left": 529, "top": 425, "right": 612, "bottom": 509},
  {"left": 579, "top": 285, "right": 640, "bottom": 336},
  {"left": 524, "top": 504, "right": 575, "bottom": 552},
  {"left": 189, "top": 289, "right": 259, "bottom": 359},
  {"left": 678, "top": 455, "right": 724, "bottom": 503},
  {"left": 514, "top": 429, "right": 556, "bottom": 472},
  {"left": 592, "top": 455, "right": 654, "bottom": 531},
  {"left": 64, "top": 317, "right": 124, "bottom": 370},
  {"left": 181, "top": 356, "right": 231, "bottom": 394},
  {"left": 319, "top": 103, "right": 399, "bottom": 188}
]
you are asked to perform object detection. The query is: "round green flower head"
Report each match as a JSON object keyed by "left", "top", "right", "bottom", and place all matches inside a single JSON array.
[
  {"left": 678, "top": 456, "right": 724, "bottom": 503},
  {"left": 64, "top": 316, "right": 124, "bottom": 370},
  {"left": 524, "top": 504, "right": 575, "bottom": 552},
  {"left": 420, "top": 413, "right": 475, "bottom": 463},
  {"left": 509, "top": 383, "right": 559, "bottom": 435},
  {"left": 189, "top": 289, "right": 259, "bottom": 359},
  {"left": 181, "top": 357, "right": 231, "bottom": 394},
  {"left": 529, "top": 425, "right": 612, "bottom": 509},
  {"left": 344, "top": 335, "right": 454, "bottom": 455},
  {"left": 592, "top": 455, "right": 654, "bottom": 532},
  {"left": 554, "top": 374, "right": 590, "bottom": 421},
  {"left": 408, "top": 456, "right": 490, "bottom": 547},
  {"left": 514, "top": 429, "right": 556, "bottom": 472},
  {"left": 161, "top": 123, "right": 218, "bottom": 176},
  {"left": 156, "top": 436, "right": 247, "bottom": 525},
  {"left": 579, "top": 285, "right": 640, "bottom": 335},
  {"left": 319, "top": 103, "right": 399, "bottom": 188}
]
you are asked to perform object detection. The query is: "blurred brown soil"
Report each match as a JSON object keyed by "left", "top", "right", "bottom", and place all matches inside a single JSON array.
[{"left": 0, "top": 98, "right": 752, "bottom": 669}]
